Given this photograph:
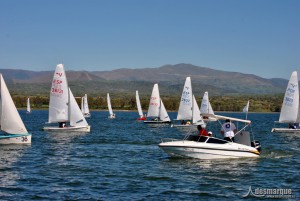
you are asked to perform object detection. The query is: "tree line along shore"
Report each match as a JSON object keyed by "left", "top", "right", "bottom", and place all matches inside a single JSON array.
[{"left": 14, "top": 94, "right": 283, "bottom": 113}]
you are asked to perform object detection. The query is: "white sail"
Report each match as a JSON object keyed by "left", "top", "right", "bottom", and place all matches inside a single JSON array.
[
  {"left": 159, "top": 100, "right": 171, "bottom": 122},
  {"left": 107, "top": 93, "right": 114, "bottom": 116},
  {"left": 279, "top": 71, "right": 299, "bottom": 123},
  {"left": 81, "top": 97, "right": 84, "bottom": 113},
  {"left": 136, "top": 90, "right": 143, "bottom": 117},
  {"left": 177, "top": 77, "right": 193, "bottom": 120},
  {"left": 192, "top": 95, "right": 205, "bottom": 126},
  {"left": 69, "top": 88, "right": 88, "bottom": 127},
  {"left": 200, "top": 91, "right": 214, "bottom": 115},
  {"left": 27, "top": 97, "right": 31, "bottom": 113},
  {"left": 83, "top": 94, "right": 90, "bottom": 114},
  {"left": 0, "top": 74, "right": 28, "bottom": 134},
  {"left": 147, "top": 84, "right": 160, "bottom": 117},
  {"left": 48, "top": 64, "right": 69, "bottom": 123}
]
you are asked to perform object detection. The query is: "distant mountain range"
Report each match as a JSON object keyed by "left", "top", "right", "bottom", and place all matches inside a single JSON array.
[{"left": 0, "top": 63, "right": 288, "bottom": 97}]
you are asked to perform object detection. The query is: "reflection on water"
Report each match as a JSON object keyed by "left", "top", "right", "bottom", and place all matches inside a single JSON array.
[{"left": 0, "top": 145, "right": 30, "bottom": 188}]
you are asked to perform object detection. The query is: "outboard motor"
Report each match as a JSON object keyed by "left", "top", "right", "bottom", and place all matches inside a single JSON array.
[{"left": 251, "top": 140, "right": 261, "bottom": 153}]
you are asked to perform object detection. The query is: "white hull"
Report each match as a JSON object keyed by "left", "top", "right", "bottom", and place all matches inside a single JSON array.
[
  {"left": 171, "top": 124, "right": 197, "bottom": 130},
  {"left": 0, "top": 134, "right": 32, "bottom": 144},
  {"left": 43, "top": 125, "right": 91, "bottom": 132},
  {"left": 83, "top": 113, "right": 91, "bottom": 118},
  {"left": 271, "top": 128, "right": 300, "bottom": 133},
  {"left": 144, "top": 120, "right": 171, "bottom": 124},
  {"left": 159, "top": 139, "right": 260, "bottom": 159}
]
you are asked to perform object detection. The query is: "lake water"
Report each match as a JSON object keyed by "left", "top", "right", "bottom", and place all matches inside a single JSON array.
[{"left": 0, "top": 111, "right": 299, "bottom": 200}]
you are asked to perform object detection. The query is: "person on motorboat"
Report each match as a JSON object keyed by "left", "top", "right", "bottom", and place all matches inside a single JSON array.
[
  {"left": 197, "top": 125, "right": 209, "bottom": 136},
  {"left": 220, "top": 119, "right": 237, "bottom": 142}
]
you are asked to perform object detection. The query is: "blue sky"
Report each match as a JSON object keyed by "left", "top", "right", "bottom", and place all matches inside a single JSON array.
[{"left": 0, "top": 0, "right": 299, "bottom": 79}]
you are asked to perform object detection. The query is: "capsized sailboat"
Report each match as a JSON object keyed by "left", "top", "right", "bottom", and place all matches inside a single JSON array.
[
  {"left": 272, "top": 71, "right": 300, "bottom": 132},
  {"left": 136, "top": 90, "right": 146, "bottom": 120},
  {"left": 43, "top": 64, "right": 91, "bottom": 132},
  {"left": 107, "top": 93, "right": 116, "bottom": 119},
  {"left": 144, "top": 84, "right": 171, "bottom": 124},
  {"left": 159, "top": 114, "right": 261, "bottom": 159},
  {"left": 81, "top": 94, "right": 91, "bottom": 118},
  {"left": 26, "top": 97, "right": 31, "bottom": 113},
  {"left": 0, "top": 74, "right": 31, "bottom": 144}
]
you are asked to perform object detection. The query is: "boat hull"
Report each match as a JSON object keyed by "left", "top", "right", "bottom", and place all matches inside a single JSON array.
[
  {"left": 0, "top": 134, "right": 32, "bottom": 144},
  {"left": 159, "top": 140, "right": 260, "bottom": 159},
  {"left": 271, "top": 128, "right": 300, "bottom": 133},
  {"left": 43, "top": 125, "right": 91, "bottom": 132},
  {"left": 144, "top": 121, "right": 171, "bottom": 124}
]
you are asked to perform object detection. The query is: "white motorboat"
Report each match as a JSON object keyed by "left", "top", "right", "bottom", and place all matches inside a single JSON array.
[
  {"left": 159, "top": 115, "right": 261, "bottom": 159},
  {"left": 43, "top": 64, "right": 90, "bottom": 132},
  {"left": 0, "top": 74, "right": 31, "bottom": 144}
]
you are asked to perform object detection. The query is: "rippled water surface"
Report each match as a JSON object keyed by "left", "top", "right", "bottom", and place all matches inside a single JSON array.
[{"left": 0, "top": 111, "right": 299, "bottom": 200}]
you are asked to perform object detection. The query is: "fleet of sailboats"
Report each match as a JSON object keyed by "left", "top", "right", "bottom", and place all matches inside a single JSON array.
[
  {"left": 0, "top": 74, "right": 31, "bottom": 144},
  {"left": 107, "top": 93, "right": 116, "bottom": 119},
  {"left": 272, "top": 71, "right": 300, "bottom": 133},
  {"left": 144, "top": 84, "right": 171, "bottom": 123},
  {"left": 14, "top": 65, "right": 300, "bottom": 160},
  {"left": 43, "top": 64, "right": 91, "bottom": 132}
]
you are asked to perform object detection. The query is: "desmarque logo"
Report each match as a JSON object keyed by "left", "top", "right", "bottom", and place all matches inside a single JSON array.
[{"left": 243, "top": 186, "right": 296, "bottom": 199}]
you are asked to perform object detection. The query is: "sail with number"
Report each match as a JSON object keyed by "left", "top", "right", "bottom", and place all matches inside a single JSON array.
[
  {"left": 279, "top": 71, "right": 299, "bottom": 123},
  {"left": 177, "top": 77, "right": 193, "bottom": 120},
  {"left": 48, "top": 64, "right": 69, "bottom": 123},
  {"left": 147, "top": 84, "right": 160, "bottom": 118}
]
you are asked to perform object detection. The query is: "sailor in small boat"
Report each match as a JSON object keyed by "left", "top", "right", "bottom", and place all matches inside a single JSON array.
[{"left": 220, "top": 119, "right": 237, "bottom": 142}]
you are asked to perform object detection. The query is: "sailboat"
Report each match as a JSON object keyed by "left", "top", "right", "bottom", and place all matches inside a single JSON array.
[
  {"left": 107, "top": 93, "right": 116, "bottom": 119},
  {"left": 144, "top": 84, "right": 171, "bottom": 124},
  {"left": 43, "top": 64, "right": 91, "bottom": 132},
  {"left": 136, "top": 90, "right": 146, "bottom": 120},
  {"left": 200, "top": 91, "right": 217, "bottom": 121},
  {"left": 159, "top": 114, "right": 261, "bottom": 159},
  {"left": 0, "top": 74, "right": 31, "bottom": 144},
  {"left": 81, "top": 94, "right": 91, "bottom": 118},
  {"left": 26, "top": 97, "right": 31, "bottom": 113},
  {"left": 172, "top": 77, "right": 205, "bottom": 128},
  {"left": 271, "top": 71, "right": 300, "bottom": 132}
]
